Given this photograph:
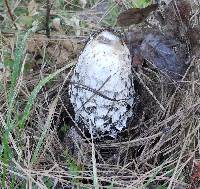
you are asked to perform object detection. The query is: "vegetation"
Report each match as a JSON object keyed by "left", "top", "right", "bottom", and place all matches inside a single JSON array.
[{"left": 0, "top": 0, "right": 200, "bottom": 188}]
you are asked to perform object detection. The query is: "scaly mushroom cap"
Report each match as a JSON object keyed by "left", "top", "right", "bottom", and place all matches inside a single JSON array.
[{"left": 69, "top": 31, "right": 136, "bottom": 137}]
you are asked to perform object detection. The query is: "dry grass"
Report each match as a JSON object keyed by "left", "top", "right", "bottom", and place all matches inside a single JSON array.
[{"left": 0, "top": 0, "right": 200, "bottom": 188}]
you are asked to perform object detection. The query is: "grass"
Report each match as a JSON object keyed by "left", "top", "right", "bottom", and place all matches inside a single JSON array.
[
  {"left": 1, "top": 27, "right": 37, "bottom": 188},
  {"left": 0, "top": 0, "right": 200, "bottom": 188},
  {"left": 0, "top": 22, "right": 74, "bottom": 187}
]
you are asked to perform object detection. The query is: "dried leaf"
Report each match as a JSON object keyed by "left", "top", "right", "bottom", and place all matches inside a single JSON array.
[
  {"left": 117, "top": 4, "right": 158, "bottom": 26},
  {"left": 62, "top": 38, "right": 79, "bottom": 53},
  {"left": 140, "top": 33, "right": 187, "bottom": 80},
  {"left": 27, "top": 35, "right": 45, "bottom": 53},
  {"left": 47, "top": 45, "right": 69, "bottom": 65}
]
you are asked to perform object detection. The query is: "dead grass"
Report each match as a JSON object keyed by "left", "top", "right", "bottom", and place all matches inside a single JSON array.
[{"left": 0, "top": 0, "right": 200, "bottom": 188}]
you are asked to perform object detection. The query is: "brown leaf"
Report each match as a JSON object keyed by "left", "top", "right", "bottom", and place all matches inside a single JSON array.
[
  {"left": 117, "top": 4, "right": 158, "bottom": 26},
  {"left": 27, "top": 35, "right": 45, "bottom": 54}
]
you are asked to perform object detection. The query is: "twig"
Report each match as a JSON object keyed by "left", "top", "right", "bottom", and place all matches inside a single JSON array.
[
  {"left": 46, "top": 0, "right": 51, "bottom": 38},
  {"left": 70, "top": 80, "right": 129, "bottom": 102},
  {"left": 76, "top": 75, "right": 112, "bottom": 112},
  {"left": 133, "top": 69, "right": 166, "bottom": 112},
  {"left": 4, "top": 0, "right": 17, "bottom": 29}
]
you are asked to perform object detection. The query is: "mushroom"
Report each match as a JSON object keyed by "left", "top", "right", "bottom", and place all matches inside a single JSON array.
[{"left": 69, "top": 31, "right": 136, "bottom": 137}]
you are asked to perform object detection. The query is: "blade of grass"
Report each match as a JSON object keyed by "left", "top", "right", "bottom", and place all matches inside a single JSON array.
[
  {"left": 7, "top": 26, "right": 37, "bottom": 125},
  {"left": 18, "top": 62, "right": 74, "bottom": 129},
  {"left": 143, "top": 160, "right": 171, "bottom": 189},
  {"left": 89, "top": 123, "right": 99, "bottom": 189},
  {"left": 1, "top": 24, "right": 38, "bottom": 189},
  {"left": 31, "top": 96, "right": 58, "bottom": 164}
]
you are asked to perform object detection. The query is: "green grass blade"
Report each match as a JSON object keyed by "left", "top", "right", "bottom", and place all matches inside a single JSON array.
[
  {"left": 1, "top": 24, "right": 37, "bottom": 188},
  {"left": 18, "top": 62, "right": 74, "bottom": 129},
  {"left": 7, "top": 26, "right": 37, "bottom": 124}
]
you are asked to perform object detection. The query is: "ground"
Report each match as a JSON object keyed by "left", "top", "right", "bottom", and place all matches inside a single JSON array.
[{"left": 0, "top": 0, "right": 200, "bottom": 188}]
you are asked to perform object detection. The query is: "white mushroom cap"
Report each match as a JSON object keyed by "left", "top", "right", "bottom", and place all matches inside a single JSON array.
[{"left": 69, "top": 30, "right": 136, "bottom": 137}]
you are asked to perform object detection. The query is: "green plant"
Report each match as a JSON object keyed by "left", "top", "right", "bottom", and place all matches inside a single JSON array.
[
  {"left": 0, "top": 22, "right": 73, "bottom": 187},
  {"left": 1, "top": 26, "right": 37, "bottom": 188}
]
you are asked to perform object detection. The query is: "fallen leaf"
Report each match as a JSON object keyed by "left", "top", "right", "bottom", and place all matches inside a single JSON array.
[{"left": 117, "top": 4, "right": 158, "bottom": 26}]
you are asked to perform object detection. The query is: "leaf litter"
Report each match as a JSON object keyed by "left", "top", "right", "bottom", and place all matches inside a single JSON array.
[{"left": 0, "top": 0, "right": 200, "bottom": 188}]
